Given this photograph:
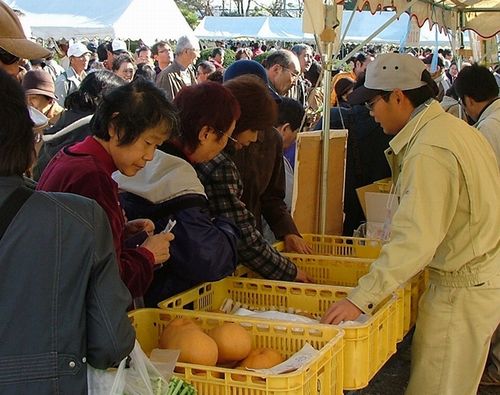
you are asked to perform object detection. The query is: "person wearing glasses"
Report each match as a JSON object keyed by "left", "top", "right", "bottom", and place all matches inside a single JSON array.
[
  {"left": 115, "top": 82, "right": 241, "bottom": 306},
  {"left": 0, "top": 1, "right": 50, "bottom": 79},
  {"left": 151, "top": 40, "right": 173, "bottom": 74},
  {"left": 224, "top": 60, "right": 312, "bottom": 255},
  {"left": 112, "top": 53, "right": 136, "bottom": 83},
  {"left": 55, "top": 42, "right": 91, "bottom": 106},
  {"left": 263, "top": 49, "right": 301, "bottom": 96},
  {"left": 195, "top": 75, "right": 313, "bottom": 283},
  {"left": 156, "top": 35, "right": 199, "bottom": 102},
  {"left": 321, "top": 53, "right": 500, "bottom": 395}
]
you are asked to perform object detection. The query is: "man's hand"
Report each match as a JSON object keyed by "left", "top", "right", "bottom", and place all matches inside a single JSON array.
[
  {"left": 284, "top": 234, "right": 313, "bottom": 254},
  {"left": 320, "top": 299, "right": 363, "bottom": 324},
  {"left": 125, "top": 218, "right": 155, "bottom": 237},
  {"left": 295, "top": 267, "right": 315, "bottom": 283}
]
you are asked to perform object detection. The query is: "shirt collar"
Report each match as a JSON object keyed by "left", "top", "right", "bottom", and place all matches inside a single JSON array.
[
  {"left": 476, "top": 97, "right": 500, "bottom": 125},
  {"left": 195, "top": 151, "right": 230, "bottom": 176},
  {"left": 69, "top": 136, "right": 117, "bottom": 175},
  {"left": 174, "top": 59, "right": 187, "bottom": 71},
  {"left": 389, "top": 99, "right": 440, "bottom": 155}
]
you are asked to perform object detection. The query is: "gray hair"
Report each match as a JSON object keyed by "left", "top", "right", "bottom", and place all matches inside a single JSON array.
[
  {"left": 175, "top": 35, "right": 199, "bottom": 55},
  {"left": 263, "top": 49, "right": 296, "bottom": 69},
  {"left": 291, "top": 44, "right": 312, "bottom": 57}
]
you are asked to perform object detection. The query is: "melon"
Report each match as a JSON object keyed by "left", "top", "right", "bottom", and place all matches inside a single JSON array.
[
  {"left": 208, "top": 323, "right": 252, "bottom": 363},
  {"left": 160, "top": 320, "right": 218, "bottom": 366},
  {"left": 238, "top": 348, "right": 284, "bottom": 369}
]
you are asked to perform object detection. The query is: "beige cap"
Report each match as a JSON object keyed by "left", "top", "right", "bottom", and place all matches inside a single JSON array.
[
  {"left": 0, "top": 1, "right": 50, "bottom": 59},
  {"left": 350, "top": 53, "right": 427, "bottom": 104}
]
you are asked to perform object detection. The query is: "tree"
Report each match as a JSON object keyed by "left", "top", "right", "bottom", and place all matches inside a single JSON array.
[
  {"left": 175, "top": 0, "right": 214, "bottom": 17},
  {"left": 178, "top": 4, "right": 201, "bottom": 29},
  {"left": 232, "top": 0, "right": 254, "bottom": 16}
]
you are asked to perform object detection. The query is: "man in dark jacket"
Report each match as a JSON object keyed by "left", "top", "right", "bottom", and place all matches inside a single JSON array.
[
  {"left": 0, "top": 67, "right": 135, "bottom": 395},
  {"left": 223, "top": 60, "right": 312, "bottom": 253}
]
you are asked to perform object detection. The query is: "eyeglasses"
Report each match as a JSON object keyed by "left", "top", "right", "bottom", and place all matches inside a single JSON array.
[
  {"left": 215, "top": 129, "right": 238, "bottom": 143},
  {"left": 365, "top": 91, "right": 392, "bottom": 111},
  {"left": 280, "top": 65, "right": 300, "bottom": 79}
]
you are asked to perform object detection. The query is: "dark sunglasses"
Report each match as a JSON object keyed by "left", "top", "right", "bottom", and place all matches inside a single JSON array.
[{"left": 0, "top": 48, "right": 20, "bottom": 65}]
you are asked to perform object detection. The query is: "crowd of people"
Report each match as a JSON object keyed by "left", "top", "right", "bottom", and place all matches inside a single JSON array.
[{"left": 1, "top": 0, "right": 499, "bottom": 393}]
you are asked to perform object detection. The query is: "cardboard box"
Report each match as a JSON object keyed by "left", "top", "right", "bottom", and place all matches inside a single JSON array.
[{"left": 356, "top": 178, "right": 398, "bottom": 240}]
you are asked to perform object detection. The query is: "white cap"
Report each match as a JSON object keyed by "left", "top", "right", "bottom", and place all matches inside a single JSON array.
[
  {"left": 112, "top": 38, "right": 127, "bottom": 53},
  {"left": 67, "top": 42, "right": 90, "bottom": 58},
  {"left": 366, "top": 53, "right": 426, "bottom": 91},
  {"left": 349, "top": 53, "right": 427, "bottom": 105}
]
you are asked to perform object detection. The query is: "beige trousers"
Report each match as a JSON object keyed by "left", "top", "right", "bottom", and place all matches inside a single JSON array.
[{"left": 405, "top": 273, "right": 500, "bottom": 395}]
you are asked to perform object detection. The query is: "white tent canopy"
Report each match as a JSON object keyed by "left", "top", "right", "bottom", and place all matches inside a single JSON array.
[
  {"left": 194, "top": 16, "right": 315, "bottom": 42},
  {"left": 195, "top": 12, "right": 460, "bottom": 46},
  {"left": 7, "top": 0, "right": 194, "bottom": 44}
]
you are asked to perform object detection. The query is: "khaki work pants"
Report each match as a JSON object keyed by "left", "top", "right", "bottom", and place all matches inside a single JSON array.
[{"left": 405, "top": 273, "right": 500, "bottom": 395}]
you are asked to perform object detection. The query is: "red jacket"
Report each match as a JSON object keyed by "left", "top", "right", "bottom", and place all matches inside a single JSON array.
[{"left": 37, "top": 136, "right": 155, "bottom": 298}]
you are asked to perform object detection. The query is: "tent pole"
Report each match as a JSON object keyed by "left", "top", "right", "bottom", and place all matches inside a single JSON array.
[
  {"left": 338, "top": 0, "right": 420, "bottom": 66},
  {"left": 317, "top": 3, "right": 342, "bottom": 235},
  {"left": 339, "top": 10, "right": 356, "bottom": 44},
  {"left": 320, "top": 40, "right": 334, "bottom": 234}
]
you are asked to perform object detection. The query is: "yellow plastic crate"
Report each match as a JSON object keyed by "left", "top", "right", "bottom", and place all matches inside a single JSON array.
[
  {"left": 129, "top": 308, "right": 344, "bottom": 395},
  {"left": 234, "top": 260, "right": 409, "bottom": 340},
  {"left": 159, "top": 277, "right": 401, "bottom": 390},
  {"left": 273, "top": 234, "right": 382, "bottom": 259}
]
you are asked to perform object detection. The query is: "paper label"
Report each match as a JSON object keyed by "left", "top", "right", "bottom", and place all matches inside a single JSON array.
[{"left": 248, "top": 343, "right": 319, "bottom": 375}]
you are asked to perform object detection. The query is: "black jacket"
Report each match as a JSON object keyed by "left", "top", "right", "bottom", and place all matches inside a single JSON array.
[{"left": 315, "top": 105, "right": 392, "bottom": 235}]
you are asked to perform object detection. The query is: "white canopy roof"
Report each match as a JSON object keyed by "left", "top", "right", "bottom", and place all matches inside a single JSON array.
[
  {"left": 195, "top": 16, "right": 316, "bottom": 42},
  {"left": 195, "top": 13, "right": 460, "bottom": 46},
  {"left": 7, "top": 0, "right": 194, "bottom": 44}
]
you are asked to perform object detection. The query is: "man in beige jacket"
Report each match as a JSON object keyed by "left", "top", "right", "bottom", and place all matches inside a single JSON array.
[{"left": 321, "top": 53, "right": 500, "bottom": 395}]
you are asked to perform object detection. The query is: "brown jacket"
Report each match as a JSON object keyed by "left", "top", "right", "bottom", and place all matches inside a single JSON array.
[{"left": 231, "top": 127, "right": 300, "bottom": 239}]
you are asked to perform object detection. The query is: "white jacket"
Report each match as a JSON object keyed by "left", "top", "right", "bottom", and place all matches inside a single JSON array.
[{"left": 475, "top": 98, "right": 500, "bottom": 170}]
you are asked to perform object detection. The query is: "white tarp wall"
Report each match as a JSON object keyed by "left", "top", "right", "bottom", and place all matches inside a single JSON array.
[
  {"left": 195, "top": 12, "right": 458, "bottom": 46},
  {"left": 7, "top": 0, "right": 194, "bottom": 44}
]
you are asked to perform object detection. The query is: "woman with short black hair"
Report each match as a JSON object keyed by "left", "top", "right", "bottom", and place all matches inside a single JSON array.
[{"left": 37, "top": 79, "right": 178, "bottom": 299}]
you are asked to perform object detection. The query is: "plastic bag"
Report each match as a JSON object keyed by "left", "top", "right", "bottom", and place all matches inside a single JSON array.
[
  {"left": 88, "top": 340, "right": 172, "bottom": 395},
  {"left": 87, "top": 357, "right": 127, "bottom": 395}
]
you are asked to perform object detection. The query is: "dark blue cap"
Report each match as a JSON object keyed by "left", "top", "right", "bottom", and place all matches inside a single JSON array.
[{"left": 223, "top": 60, "right": 282, "bottom": 103}]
